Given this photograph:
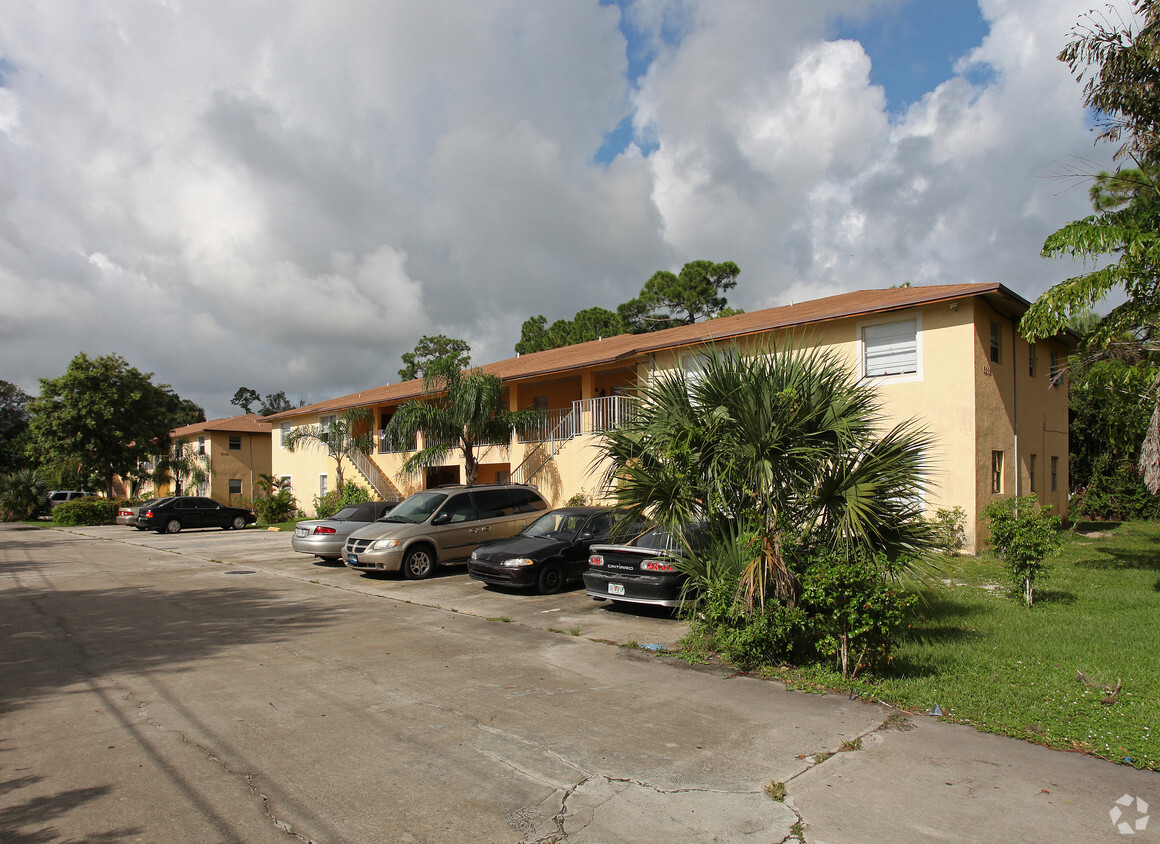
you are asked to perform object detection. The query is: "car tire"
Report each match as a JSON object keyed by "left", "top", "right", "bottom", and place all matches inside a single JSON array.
[
  {"left": 165, "top": 519, "right": 182, "bottom": 534},
  {"left": 402, "top": 547, "right": 435, "bottom": 580},
  {"left": 536, "top": 562, "right": 565, "bottom": 595},
  {"left": 134, "top": 526, "right": 146, "bottom": 531},
  {"left": 231, "top": 516, "right": 246, "bottom": 530}
]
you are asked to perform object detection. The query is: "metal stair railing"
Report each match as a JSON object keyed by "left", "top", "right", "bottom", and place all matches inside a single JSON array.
[
  {"left": 510, "top": 405, "right": 579, "bottom": 486},
  {"left": 351, "top": 450, "right": 403, "bottom": 503}
]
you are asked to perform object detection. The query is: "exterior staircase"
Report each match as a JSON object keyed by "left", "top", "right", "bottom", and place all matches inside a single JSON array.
[{"left": 351, "top": 450, "right": 404, "bottom": 503}]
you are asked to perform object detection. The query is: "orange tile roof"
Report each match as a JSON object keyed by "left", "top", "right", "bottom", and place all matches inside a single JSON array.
[
  {"left": 172, "top": 413, "right": 273, "bottom": 438},
  {"left": 264, "top": 282, "right": 1047, "bottom": 420}
]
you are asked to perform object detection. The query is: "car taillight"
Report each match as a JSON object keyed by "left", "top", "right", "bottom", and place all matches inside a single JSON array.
[
  {"left": 143, "top": 510, "right": 153, "bottom": 517},
  {"left": 589, "top": 554, "right": 604, "bottom": 566},
  {"left": 641, "top": 560, "right": 677, "bottom": 572},
  {"left": 314, "top": 526, "right": 337, "bottom": 535}
]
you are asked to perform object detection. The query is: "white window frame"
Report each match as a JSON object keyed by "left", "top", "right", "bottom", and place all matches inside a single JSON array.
[
  {"left": 280, "top": 474, "right": 292, "bottom": 494},
  {"left": 280, "top": 423, "right": 291, "bottom": 448},
  {"left": 319, "top": 414, "right": 337, "bottom": 444},
  {"left": 319, "top": 473, "right": 328, "bottom": 498},
  {"left": 858, "top": 314, "right": 923, "bottom": 383}
]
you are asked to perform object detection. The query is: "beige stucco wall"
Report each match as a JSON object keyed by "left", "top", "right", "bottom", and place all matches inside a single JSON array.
[{"left": 170, "top": 430, "right": 272, "bottom": 504}]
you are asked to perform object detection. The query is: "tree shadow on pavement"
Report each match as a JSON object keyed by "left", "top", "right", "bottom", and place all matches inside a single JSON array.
[
  {"left": 0, "top": 777, "right": 141, "bottom": 844},
  {"left": 0, "top": 581, "right": 335, "bottom": 718}
]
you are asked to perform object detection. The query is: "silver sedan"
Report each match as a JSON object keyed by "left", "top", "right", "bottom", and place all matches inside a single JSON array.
[{"left": 291, "top": 501, "right": 396, "bottom": 562}]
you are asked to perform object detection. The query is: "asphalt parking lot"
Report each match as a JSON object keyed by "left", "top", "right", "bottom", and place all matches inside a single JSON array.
[
  {"left": 69, "top": 523, "right": 690, "bottom": 648},
  {"left": 4, "top": 523, "right": 1157, "bottom": 843}
]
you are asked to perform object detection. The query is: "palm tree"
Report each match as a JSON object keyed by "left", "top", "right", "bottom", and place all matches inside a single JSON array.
[
  {"left": 385, "top": 360, "right": 540, "bottom": 486},
  {"left": 284, "top": 407, "right": 375, "bottom": 492},
  {"left": 595, "top": 340, "right": 937, "bottom": 609}
]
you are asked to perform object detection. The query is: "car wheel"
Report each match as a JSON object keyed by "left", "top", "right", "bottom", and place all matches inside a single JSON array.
[
  {"left": 402, "top": 547, "right": 435, "bottom": 580},
  {"left": 165, "top": 519, "right": 182, "bottom": 534},
  {"left": 536, "top": 562, "right": 565, "bottom": 595},
  {"left": 134, "top": 526, "right": 146, "bottom": 531},
  {"left": 231, "top": 516, "right": 246, "bottom": 530}
]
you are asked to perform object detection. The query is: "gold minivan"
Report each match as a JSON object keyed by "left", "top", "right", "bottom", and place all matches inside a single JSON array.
[{"left": 342, "top": 484, "right": 548, "bottom": 579}]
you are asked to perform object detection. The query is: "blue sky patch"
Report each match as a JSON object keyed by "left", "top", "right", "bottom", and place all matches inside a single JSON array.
[{"left": 830, "top": 0, "right": 990, "bottom": 113}]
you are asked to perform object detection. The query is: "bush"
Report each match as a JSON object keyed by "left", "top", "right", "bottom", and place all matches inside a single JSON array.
[
  {"left": 313, "top": 481, "right": 372, "bottom": 520},
  {"left": 1071, "top": 454, "right": 1160, "bottom": 521},
  {"left": 52, "top": 497, "right": 117, "bottom": 526},
  {"left": 983, "top": 495, "right": 1063, "bottom": 607},
  {"left": 251, "top": 489, "right": 299, "bottom": 525},
  {"left": 0, "top": 469, "right": 49, "bottom": 521},
  {"left": 798, "top": 550, "right": 916, "bottom": 679},
  {"left": 929, "top": 506, "right": 967, "bottom": 553}
]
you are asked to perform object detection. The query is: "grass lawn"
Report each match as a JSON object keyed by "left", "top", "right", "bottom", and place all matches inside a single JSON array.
[{"left": 752, "top": 521, "right": 1160, "bottom": 771}]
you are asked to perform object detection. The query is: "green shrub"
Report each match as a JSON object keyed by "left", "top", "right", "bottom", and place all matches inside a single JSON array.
[
  {"left": 0, "top": 469, "right": 49, "bottom": 521},
  {"left": 983, "top": 495, "right": 1063, "bottom": 607},
  {"left": 798, "top": 550, "right": 916, "bottom": 679},
  {"left": 313, "top": 481, "right": 372, "bottom": 520},
  {"left": 929, "top": 506, "right": 967, "bottom": 553},
  {"left": 1071, "top": 455, "right": 1160, "bottom": 521},
  {"left": 252, "top": 489, "right": 298, "bottom": 525},
  {"left": 52, "top": 497, "right": 117, "bottom": 526}
]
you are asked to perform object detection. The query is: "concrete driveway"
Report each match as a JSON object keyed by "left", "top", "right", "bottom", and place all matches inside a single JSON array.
[{"left": 1, "top": 523, "right": 1155, "bottom": 843}]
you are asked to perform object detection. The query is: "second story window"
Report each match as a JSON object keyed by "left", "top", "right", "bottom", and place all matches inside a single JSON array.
[
  {"left": 1028, "top": 343, "right": 1036, "bottom": 377},
  {"left": 863, "top": 319, "right": 919, "bottom": 378},
  {"left": 990, "top": 321, "right": 1002, "bottom": 363},
  {"left": 229, "top": 435, "right": 242, "bottom": 451}
]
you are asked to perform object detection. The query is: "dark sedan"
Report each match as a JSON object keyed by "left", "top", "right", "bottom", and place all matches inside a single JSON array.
[
  {"left": 292, "top": 500, "right": 396, "bottom": 562},
  {"left": 468, "top": 507, "right": 643, "bottom": 595},
  {"left": 584, "top": 523, "right": 707, "bottom": 608},
  {"left": 137, "top": 496, "right": 257, "bottom": 534},
  {"left": 117, "top": 497, "right": 166, "bottom": 529}
]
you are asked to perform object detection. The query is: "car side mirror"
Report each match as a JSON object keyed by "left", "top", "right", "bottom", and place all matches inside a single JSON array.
[
  {"left": 431, "top": 512, "right": 450, "bottom": 526},
  {"left": 579, "top": 532, "right": 594, "bottom": 541}
]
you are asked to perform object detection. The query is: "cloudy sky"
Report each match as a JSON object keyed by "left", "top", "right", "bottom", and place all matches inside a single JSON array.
[{"left": 0, "top": 0, "right": 1125, "bottom": 418}]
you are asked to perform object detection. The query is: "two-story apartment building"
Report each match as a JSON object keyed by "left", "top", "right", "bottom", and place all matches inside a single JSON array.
[
  {"left": 166, "top": 414, "right": 273, "bottom": 503},
  {"left": 266, "top": 283, "right": 1075, "bottom": 551}
]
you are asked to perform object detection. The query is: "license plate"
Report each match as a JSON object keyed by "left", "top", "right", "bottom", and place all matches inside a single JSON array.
[
  {"left": 295, "top": 528, "right": 307, "bottom": 537},
  {"left": 608, "top": 583, "right": 625, "bottom": 596},
  {"left": 347, "top": 555, "right": 358, "bottom": 565}
]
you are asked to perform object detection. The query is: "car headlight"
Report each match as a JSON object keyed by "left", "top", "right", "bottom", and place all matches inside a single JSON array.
[
  {"left": 372, "top": 538, "right": 400, "bottom": 551},
  {"left": 501, "top": 558, "right": 535, "bottom": 567}
]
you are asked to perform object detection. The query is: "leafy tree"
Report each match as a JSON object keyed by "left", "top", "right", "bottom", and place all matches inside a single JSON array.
[
  {"left": 386, "top": 359, "right": 541, "bottom": 486},
  {"left": 513, "top": 259, "right": 742, "bottom": 353},
  {"left": 27, "top": 353, "right": 187, "bottom": 497},
  {"left": 260, "top": 391, "right": 297, "bottom": 416},
  {"left": 0, "top": 380, "right": 32, "bottom": 472},
  {"left": 231, "top": 387, "right": 262, "bottom": 414},
  {"left": 398, "top": 334, "right": 471, "bottom": 382},
  {"left": 595, "top": 342, "right": 937, "bottom": 609},
  {"left": 637, "top": 259, "right": 741, "bottom": 327},
  {"left": 284, "top": 407, "right": 375, "bottom": 492},
  {"left": 983, "top": 496, "right": 1063, "bottom": 608}
]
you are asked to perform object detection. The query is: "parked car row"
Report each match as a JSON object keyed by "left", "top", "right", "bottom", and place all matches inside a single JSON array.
[
  {"left": 287, "top": 482, "right": 695, "bottom": 609},
  {"left": 115, "top": 496, "right": 257, "bottom": 533}
]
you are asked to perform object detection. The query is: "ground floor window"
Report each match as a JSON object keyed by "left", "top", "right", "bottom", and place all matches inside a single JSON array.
[
  {"left": 1051, "top": 456, "right": 1059, "bottom": 492},
  {"left": 991, "top": 451, "right": 1004, "bottom": 494},
  {"left": 319, "top": 474, "right": 328, "bottom": 498},
  {"left": 229, "top": 479, "right": 242, "bottom": 495}
]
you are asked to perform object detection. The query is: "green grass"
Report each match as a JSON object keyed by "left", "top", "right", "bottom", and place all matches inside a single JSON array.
[{"left": 753, "top": 522, "right": 1160, "bottom": 770}]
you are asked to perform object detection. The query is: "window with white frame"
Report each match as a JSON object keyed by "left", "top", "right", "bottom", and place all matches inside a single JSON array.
[
  {"left": 319, "top": 474, "right": 328, "bottom": 498},
  {"left": 280, "top": 475, "right": 292, "bottom": 494},
  {"left": 197, "top": 436, "right": 206, "bottom": 455},
  {"left": 319, "top": 414, "right": 337, "bottom": 444},
  {"left": 281, "top": 423, "right": 291, "bottom": 448},
  {"left": 862, "top": 318, "right": 920, "bottom": 379}
]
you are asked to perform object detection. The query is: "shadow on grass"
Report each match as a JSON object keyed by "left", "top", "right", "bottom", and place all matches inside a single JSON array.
[{"left": 1074, "top": 545, "right": 1160, "bottom": 572}]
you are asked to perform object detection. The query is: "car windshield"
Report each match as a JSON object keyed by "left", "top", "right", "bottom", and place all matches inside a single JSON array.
[
  {"left": 523, "top": 512, "right": 588, "bottom": 539},
  {"left": 379, "top": 491, "right": 447, "bottom": 524},
  {"left": 636, "top": 523, "right": 705, "bottom": 552}
]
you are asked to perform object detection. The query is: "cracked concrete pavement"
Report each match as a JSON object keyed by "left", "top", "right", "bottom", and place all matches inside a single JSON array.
[{"left": 1, "top": 523, "right": 1155, "bottom": 843}]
